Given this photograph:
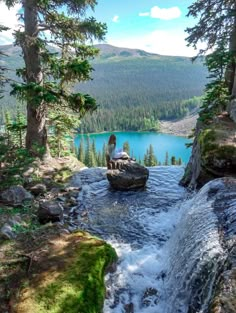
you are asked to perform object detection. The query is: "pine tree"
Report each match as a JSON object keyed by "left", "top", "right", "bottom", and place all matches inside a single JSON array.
[
  {"left": 149, "top": 144, "right": 158, "bottom": 166},
  {"left": 4, "top": 0, "right": 106, "bottom": 157},
  {"left": 78, "top": 139, "right": 85, "bottom": 163},
  {"left": 102, "top": 143, "right": 107, "bottom": 166},
  {"left": 186, "top": 0, "right": 236, "bottom": 119},
  {"left": 0, "top": 25, "right": 9, "bottom": 99},
  {"left": 178, "top": 157, "right": 183, "bottom": 166},
  {"left": 171, "top": 156, "right": 176, "bottom": 165},
  {"left": 164, "top": 151, "right": 169, "bottom": 166},
  {"left": 143, "top": 149, "right": 149, "bottom": 166},
  {"left": 97, "top": 151, "right": 103, "bottom": 167},
  {"left": 84, "top": 137, "right": 97, "bottom": 167},
  {"left": 123, "top": 141, "right": 130, "bottom": 155}
]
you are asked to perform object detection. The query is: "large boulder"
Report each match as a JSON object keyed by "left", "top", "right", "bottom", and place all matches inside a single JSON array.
[
  {"left": 0, "top": 186, "right": 33, "bottom": 206},
  {"left": 107, "top": 160, "right": 149, "bottom": 190}
]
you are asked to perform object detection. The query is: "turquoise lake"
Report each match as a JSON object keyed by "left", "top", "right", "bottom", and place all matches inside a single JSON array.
[{"left": 75, "top": 132, "right": 192, "bottom": 164}]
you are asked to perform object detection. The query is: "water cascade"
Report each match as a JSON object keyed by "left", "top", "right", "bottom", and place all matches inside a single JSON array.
[{"left": 68, "top": 167, "right": 235, "bottom": 313}]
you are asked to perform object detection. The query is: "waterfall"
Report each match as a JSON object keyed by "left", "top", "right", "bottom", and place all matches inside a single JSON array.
[{"left": 69, "top": 168, "right": 235, "bottom": 313}]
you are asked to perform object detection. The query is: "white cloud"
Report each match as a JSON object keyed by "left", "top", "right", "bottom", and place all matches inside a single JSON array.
[
  {"left": 108, "top": 29, "right": 207, "bottom": 57},
  {"left": 112, "top": 15, "right": 119, "bottom": 23},
  {"left": 0, "top": 3, "right": 21, "bottom": 44},
  {"left": 139, "top": 6, "right": 181, "bottom": 21}
]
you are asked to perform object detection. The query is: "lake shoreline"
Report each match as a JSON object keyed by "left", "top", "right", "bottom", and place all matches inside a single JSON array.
[{"left": 77, "top": 115, "right": 198, "bottom": 138}]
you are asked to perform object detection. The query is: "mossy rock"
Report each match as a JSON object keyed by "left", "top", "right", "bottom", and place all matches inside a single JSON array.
[{"left": 14, "top": 231, "right": 117, "bottom": 313}]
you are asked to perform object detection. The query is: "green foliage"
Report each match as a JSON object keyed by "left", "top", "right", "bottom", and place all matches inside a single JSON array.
[
  {"left": 198, "top": 47, "right": 231, "bottom": 123},
  {"left": 84, "top": 138, "right": 97, "bottom": 167},
  {"left": 78, "top": 138, "right": 85, "bottom": 163},
  {"left": 143, "top": 144, "right": 158, "bottom": 166},
  {"left": 0, "top": 45, "right": 206, "bottom": 130},
  {"left": 123, "top": 141, "right": 130, "bottom": 155},
  {"left": 164, "top": 151, "right": 169, "bottom": 166},
  {"left": 0, "top": 111, "right": 34, "bottom": 189},
  {"left": 2, "top": 0, "right": 107, "bottom": 154},
  {"left": 171, "top": 156, "right": 176, "bottom": 165},
  {"left": 48, "top": 110, "right": 79, "bottom": 158}
]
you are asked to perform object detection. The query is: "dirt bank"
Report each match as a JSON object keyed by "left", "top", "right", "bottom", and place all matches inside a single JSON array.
[{"left": 160, "top": 114, "right": 198, "bottom": 137}]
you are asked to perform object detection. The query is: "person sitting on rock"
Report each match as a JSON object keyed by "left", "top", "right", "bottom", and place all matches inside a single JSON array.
[{"left": 106, "top": 134, "right": 130, "bottom": 169}]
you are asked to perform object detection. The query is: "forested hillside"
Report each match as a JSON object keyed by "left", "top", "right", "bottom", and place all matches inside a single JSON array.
[{"left": 0, "top": 44, "right": 207, "bottom": 132}]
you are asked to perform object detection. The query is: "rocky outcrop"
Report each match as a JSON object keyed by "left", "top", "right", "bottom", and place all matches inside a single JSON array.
[
  {"left": 107, "top": 160, "right": 149, "bottom": 190},
  {"left": 181, "top": 113, "right": 236, "bottom": 188},
  {"left": 0, "top": 186, "right": 33, "bottom": 206},
  {"left": 207, "top": 178, "right": 236, "bottom": 313}
]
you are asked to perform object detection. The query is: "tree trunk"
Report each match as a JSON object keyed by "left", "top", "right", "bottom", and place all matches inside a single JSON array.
[
  {"left": 226, "top": 9, "right": 236, "bottom": 95},
  {"left": 22, "top": 0, "right": 49, "bottom": 157}
]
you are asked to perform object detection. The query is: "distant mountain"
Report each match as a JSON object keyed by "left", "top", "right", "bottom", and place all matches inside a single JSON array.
[
  {"left": 0, "top": 44, "right": 208, "bottom": 132},
  {"left": 94, "top": 44, "right": 157, "bottom": 58}
]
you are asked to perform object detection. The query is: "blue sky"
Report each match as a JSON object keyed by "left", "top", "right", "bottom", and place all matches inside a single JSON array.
[{"left": 0, "top": 1, "right": 203, "bottom": 56}]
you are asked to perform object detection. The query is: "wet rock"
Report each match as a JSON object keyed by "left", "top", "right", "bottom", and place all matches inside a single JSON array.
[
  {"left": 124, "top": 303, "right": 134, "bottom": 313},
  {"left": 142, "top": 287, "right": 159, "bottom": 307},
  {"left": 30, "top": 183, "right": 47, "bottom": 196},
  {"left": 0, "top": 186, "right": 33, "bottom": 206},
  {"left": 38, "top": 201, "right": 64, "bottom": 224},
  {"left": 0, "top": 224, "right": 16, "bottom": 239},
  {"left": 107, "top": 160, "right": 149, "bottom": 190}
]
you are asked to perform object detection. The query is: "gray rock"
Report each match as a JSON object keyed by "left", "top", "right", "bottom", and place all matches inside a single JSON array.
[
  {"left": 0, "top": 224, "right": 16, "bottom": 240},
  {"left": 107, "top": 160, "right": 149, "bottom": 190},
  {"left": 228, "top": 99, "right": 236, "bottom": 123},
  {"left": 30, "top": 183, "right": 47, "bottom": 196},
  {"left": 38, "top": 200, "right": 64, "bottom": 224},
  {"left": 0, "top": 186, "right": 33, "bottom": 206}
]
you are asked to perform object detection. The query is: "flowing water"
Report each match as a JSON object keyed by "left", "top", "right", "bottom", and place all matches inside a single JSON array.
[{"left": 69, "top": 167, "right": 227, "bottom": 313}]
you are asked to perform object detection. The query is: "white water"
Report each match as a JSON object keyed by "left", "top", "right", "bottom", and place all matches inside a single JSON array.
[{"left": 70, "top": 167, "right": 226, "bottom": 313}]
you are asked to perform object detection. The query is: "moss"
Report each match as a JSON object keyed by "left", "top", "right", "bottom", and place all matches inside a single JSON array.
[
  {"left": 15, "top": 232, "right": 117, "bottom": 313},
  {"left": 53, "top": 167, "right": 73, "bottom": 183},
  {"left": 198, "top": 128, "right": 217, "bottom": 157}
]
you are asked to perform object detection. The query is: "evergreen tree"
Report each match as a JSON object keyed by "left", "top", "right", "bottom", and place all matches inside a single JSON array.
[
  {"left": 186, "top": 0, "right": 236, "bottom": 119},
  {"left": 148, "top": 144, "right": 158, "bottom": 166},
  {"left": 178, "top": 157, "right": 183, "bottom": 166},
  {"left": 84, "top": 137, "right": 97, "bottom": 167},
  {"left": 97, "top": 151, "right": 103, "bottom": 167},
  {"left": 78, "top": 139, "right": 85, "bottom": 163},
  {"left": 3, "top": 0, "right": 106, "bottom": 156},
  {"left": 143, "top": 145, "right": 157, "bottom": 166},
  {"left": 123, "top": 141, "right": 130, "bottom": 155},
  {"left": 0, "top": 25, "right": 9, "bottom": 98},
  {"left": 102, "top": 143, "right": 107, "bottom": 166},
  {"left": 143, "top": 149, "right": 149, "bottom": 166},
  {"left": 171, "top": 156, "right": 176, "bottom": 165},
  {"left": 164, "top": 151, "right": 169, "bottom": 166}
]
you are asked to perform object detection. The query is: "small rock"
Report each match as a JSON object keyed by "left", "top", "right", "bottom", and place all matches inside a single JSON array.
[
  {"left": 38, "top": 201, "right": 64, "bottom": 224},
  {"left": 30, "top": 183, "right": 47, "bottom": 196},
  {"left": 0, "top": 186, "right": 33, "bottom": 206},
  {"left": 0, "top": 224, "right": 16, "bottom": 240}
]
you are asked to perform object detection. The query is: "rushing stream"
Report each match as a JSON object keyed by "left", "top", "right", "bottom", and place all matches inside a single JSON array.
[{"left": 69, "top": 166, "right": 227, "bottom": 313}]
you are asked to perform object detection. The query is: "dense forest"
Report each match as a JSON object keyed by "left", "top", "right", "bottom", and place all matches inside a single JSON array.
[{"left": 0, "top": 44, "right": 206, "bottom": 132}]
